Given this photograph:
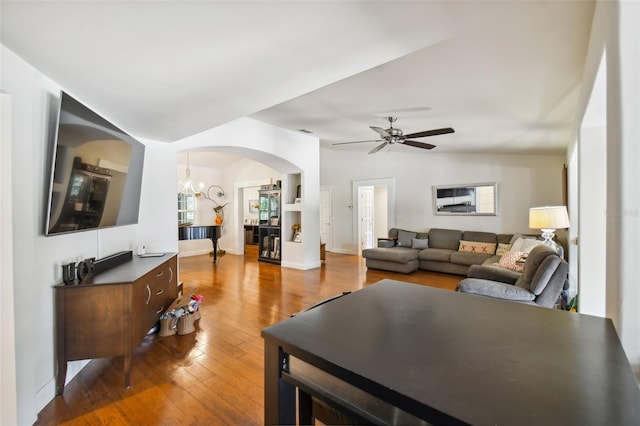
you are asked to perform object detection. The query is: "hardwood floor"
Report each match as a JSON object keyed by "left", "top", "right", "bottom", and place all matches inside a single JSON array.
[{"left": 36, "top": 246, "right": 462, "bottom": 425}]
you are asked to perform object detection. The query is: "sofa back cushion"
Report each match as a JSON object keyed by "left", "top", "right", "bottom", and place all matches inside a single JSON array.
[
  {"left": 497, "top": 234, "right": 514, "bottom": 244},
  {"left": 428, "top": 228, "right": 463, "bottom": 250},
  {"left": 462, "top": 231, "right": 497, "bottom": 244},
  {"left": 515, "top": 244, "right": 558, "bottom": 291},
  {"left": 396, "top": 230, "right": 417, "bottom": 247}
]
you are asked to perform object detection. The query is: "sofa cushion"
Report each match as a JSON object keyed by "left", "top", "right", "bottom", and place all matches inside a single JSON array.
[
  {"left": 458, "top": 240, "right": 497, "bottom": 255},
  {"left": 515, "top": 244, "right": 558, "bottom": 291},
  {"left": 530, "top": 255, "right": 562, "bottom": 295},
  {"left": 457, "top": 279, "right": 536, "bottom": 302},
  {"left": 366, "top": 258, "right": 419, "bottom": 274},
  {"left": 497, "top": 234, "right": 514, "bottom": 244},
  {"left": 450, "top": 251, "right": 492, "bottom": 266},
  {"left": 411, "top": 238, "right": 429, "bottom": 249},
  {"left": 362, "top": 247, "right": 419, "bottom": 263},
  {"left": 396, "top": 230, "right": 417, "bottom": 247},
  {"left": 418, "top": 248, "right": 454, "bottom": 262},
  {"left": 377, "top": 239, "right": 396, "bottom": 248},
  {"left": 427, "top": 228, "right": 462, "bottom": 250},
  {"left": 389, "top": 228, "right": 428, "bottom": 240},
  {"left": 462, "top": 231, "right": 497, "bottom": 244}
]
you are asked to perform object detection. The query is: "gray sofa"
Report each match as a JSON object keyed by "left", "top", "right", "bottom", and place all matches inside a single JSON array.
[
  {"left": 457, "top": 244, "right": 568, "bottom": 308},
  {"left": 362, "top": 227, "right": 520, "bottom": 275}
]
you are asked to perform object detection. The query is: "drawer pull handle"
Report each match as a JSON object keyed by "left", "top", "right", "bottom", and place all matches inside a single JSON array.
[
  {"left": 168, "top": 267, "right": 173, "bottom": 283},
  {"left": 145, "top": 285, "right": 151, "bottom": 304},
  {"left": 156, "top": 306, "right": 164, "bottom": 314},
  {"left": 156, "top": 271, "right": 164, "bottom": 277},
  {"left": 156, "top": 289, "right": 164, "bottom": 296}
]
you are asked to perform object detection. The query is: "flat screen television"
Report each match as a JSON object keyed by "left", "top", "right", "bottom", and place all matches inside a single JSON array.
[{"left": 45, "top": 91, "right": 145, "bottom": 236}]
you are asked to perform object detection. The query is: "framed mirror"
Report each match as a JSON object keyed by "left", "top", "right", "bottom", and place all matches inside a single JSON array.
[{"left": 432, "top": 182, "right": 498, "bottom": 216}]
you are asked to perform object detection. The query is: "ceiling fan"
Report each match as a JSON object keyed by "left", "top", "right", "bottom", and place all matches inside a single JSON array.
[{"left": 334, "top": 117, "right": 454, "bottom": 154}]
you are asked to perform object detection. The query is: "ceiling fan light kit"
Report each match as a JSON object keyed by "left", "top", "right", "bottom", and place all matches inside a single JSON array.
[{"left": 334, "top": 116, "right": 454, "bottom": 154}]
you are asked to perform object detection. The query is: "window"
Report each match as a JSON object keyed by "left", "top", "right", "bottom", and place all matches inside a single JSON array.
[{"left": 178, "top": 192, "right": 196, "bottom": 225}]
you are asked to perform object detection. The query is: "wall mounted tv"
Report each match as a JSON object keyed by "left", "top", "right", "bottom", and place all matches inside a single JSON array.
[{"left": 45, "top": 91, "right": 145, "bottom": 236}]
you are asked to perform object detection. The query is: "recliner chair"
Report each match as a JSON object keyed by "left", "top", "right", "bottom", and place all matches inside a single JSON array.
[{"left": 456, "top": 244, "right": 568, "bottom": 308}]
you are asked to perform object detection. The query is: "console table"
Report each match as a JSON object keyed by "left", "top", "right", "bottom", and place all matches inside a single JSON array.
[
  {"left": 54, "top": 253, "right": 178, "bottom": 395},
  {"left": 262, "top": 279, "right": 640, "bottom": 425}
]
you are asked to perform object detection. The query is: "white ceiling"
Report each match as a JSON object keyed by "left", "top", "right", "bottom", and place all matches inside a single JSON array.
[{"left": 1, "top": 1, "right": 595, "bottom": 155}]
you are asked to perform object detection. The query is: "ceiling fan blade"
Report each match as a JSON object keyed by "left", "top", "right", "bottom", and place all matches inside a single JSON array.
[
  {"left": 368, "top": 141, "right": 388, "bottom": 154},
  {"left": 370, "top": 126, "right": 391, "bottom": 138},
  {"left": 402, "top": 140, "right": 436, "bottom": 150},
  {"left": 333, "top": 139, "right": 383, "bottom": 146},
  {"left": 404, "top": 127, "right": 455, "bottom": 139}
]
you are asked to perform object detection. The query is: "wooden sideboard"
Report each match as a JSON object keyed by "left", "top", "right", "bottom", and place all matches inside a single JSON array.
[{"left": 54, "top": 253, "right": 178, "bottom": 395}]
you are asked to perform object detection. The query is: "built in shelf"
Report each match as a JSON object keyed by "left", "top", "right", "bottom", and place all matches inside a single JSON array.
[{"left": 283, "top": 203, "right": 303, "bottom": 212}]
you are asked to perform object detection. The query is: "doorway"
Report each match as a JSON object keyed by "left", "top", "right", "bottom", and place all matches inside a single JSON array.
[{"left": 352, "top": 178, "right": 395, "bottom": 255}]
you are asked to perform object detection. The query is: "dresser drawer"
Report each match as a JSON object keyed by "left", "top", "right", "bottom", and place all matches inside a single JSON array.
[{"left": 133, "top": 256, "right": 178, "bottom": 341}]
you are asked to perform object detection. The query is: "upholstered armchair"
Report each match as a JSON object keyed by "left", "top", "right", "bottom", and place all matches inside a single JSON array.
[{"left": 456, "top": 244, "right": 568, "bottom": 308}]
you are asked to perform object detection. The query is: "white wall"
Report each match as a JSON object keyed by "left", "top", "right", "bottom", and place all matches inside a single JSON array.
[
  {"left": 604, "top": 0, "right": 640, "bottom": 376},
  {"left": 1, "top": 92, "right": 18, "bottom": 426},
  {"left": 571, "top": 0, "right": 640, "bottom": 378},
  {"left": 1, "top": 45, "right": 178, "bottom": 424},
  {"left": 321, "top": 147, "right": 566, "bottom": 254}
]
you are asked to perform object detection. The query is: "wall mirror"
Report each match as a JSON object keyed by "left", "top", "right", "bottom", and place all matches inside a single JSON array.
[{"left": 432, "top": 183, "right": 498, "bottom": 216}]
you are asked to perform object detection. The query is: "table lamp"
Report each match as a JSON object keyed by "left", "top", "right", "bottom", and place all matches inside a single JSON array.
[{"left": 529, "top": 206, "right": 570, "bottom": 250}]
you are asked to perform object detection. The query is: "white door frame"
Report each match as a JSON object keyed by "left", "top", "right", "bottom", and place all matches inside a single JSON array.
[
  {"left": 351, "top": 178, "right": 395, "bottom": 255},
  {"left": 319, "top": 186, "right": 332, "bottom": 251}
]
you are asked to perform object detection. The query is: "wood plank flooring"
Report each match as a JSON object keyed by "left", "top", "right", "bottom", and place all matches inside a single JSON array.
[{"left": 36, "top": 245, "right": 462, "bottom": 425}]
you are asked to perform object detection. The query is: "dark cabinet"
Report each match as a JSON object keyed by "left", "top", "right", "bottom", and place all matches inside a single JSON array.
[
  {"left": 54, "top": 254, "right": 178, "bottom": 395},
  {"left": 258, "top": 189, "right": 281, "bottom": 264},
  {"left": 244, "top": 225, "right": 259, "bottom": 245}
]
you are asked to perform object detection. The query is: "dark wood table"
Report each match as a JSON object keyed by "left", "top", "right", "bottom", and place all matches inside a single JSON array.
[{"left": 262, "top": 279, "right": 640, "bottom": 425}]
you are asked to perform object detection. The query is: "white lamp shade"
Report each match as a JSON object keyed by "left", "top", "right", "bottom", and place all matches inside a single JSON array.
[{"left": 529, "top": 206, "right": 570, "bottom": 230}]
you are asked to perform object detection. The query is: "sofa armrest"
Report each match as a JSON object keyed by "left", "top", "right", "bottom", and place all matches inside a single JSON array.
[
  {"left": 457, "top": 278, "right": 535, "bottom": 302},
  {"left": 467, "top": 264, "right": 521, "bottom": 285},
  {"left": 377, "top": 238, "right": 397, "bottom": 248}
]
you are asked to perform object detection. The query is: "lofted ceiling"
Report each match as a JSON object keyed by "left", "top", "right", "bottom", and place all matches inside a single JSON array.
[{"left": 1, "top": 1, "right": 595, "bottom": 155}]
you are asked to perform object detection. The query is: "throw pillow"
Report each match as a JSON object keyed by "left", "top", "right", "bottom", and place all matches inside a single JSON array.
[
  {"left": 495, "top": 251, "right": 526, "bottom": 272},
  {"left": 496, "top": 243, "right": 512, "bottom": 256},
  {"left": 411, "top": 238, "right": 429, "bottom": 249},
  {"left": 511, "top": 237, "right": 544, "bottom": 254},
  {"left": 396, "top": 230, "right": 417, "bottom": 247},
  {"left": 458, "top": 240, "right": 497, "bottom": 255}
]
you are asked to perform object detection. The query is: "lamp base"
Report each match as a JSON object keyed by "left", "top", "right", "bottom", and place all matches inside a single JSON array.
[{"left": 540, "top": 229, "right": 560, "bottom": 252}]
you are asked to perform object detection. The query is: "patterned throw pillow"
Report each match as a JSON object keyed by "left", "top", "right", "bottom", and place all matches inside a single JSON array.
[
  {"left": 495, "top": 251, "right": 526, "bottom": 272},
  {"left": 496, "top": 243, "right": 512, "bottom": 256},
  {"left": 458, "top": 240, "right": 497, "bottom": 255}
]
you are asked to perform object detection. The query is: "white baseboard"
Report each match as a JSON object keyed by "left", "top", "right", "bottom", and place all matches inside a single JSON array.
[{"left": 329, "top": 248, "right": 358, "bottom": 255}]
